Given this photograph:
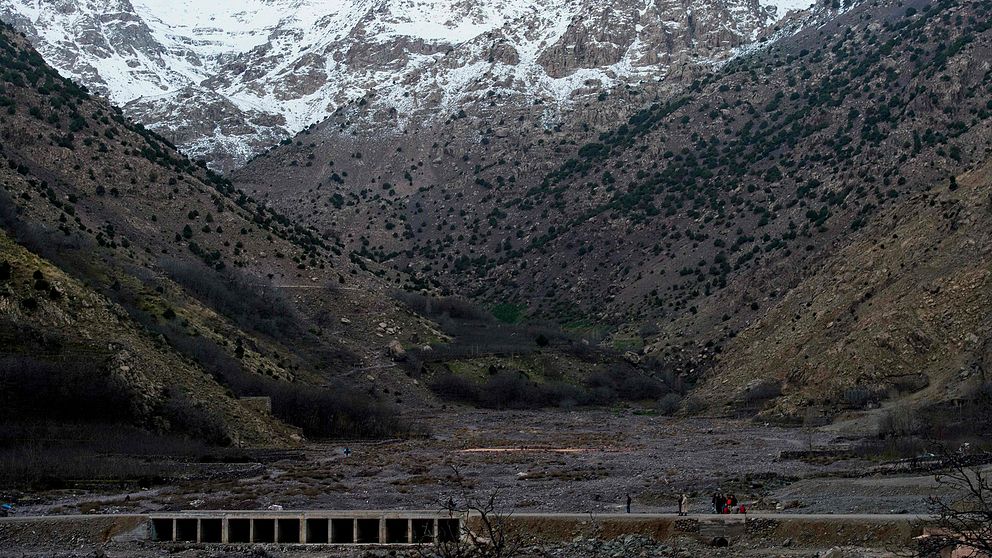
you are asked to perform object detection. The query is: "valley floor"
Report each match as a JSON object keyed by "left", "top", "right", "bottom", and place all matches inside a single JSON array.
[
  {"left": 15, "top": 408, "right": 950, "bottom": 517},
  {"left": 4, "top": 408, "right": 975, "bottom": 556}
]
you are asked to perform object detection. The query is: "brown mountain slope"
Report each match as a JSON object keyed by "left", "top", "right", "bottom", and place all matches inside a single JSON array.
[
  {"left": 235, "top": 0, "right": 992, "bottom": 382},
  {"left": 0, "top": 230, "right": 295, "bottom": 445},
  {"left": 697, "top": 159, "right": 992, "bottom": 421},
  {"left": 0, "top": 23, "right": 444, "bottom": 443},
  {"left": 0, "top": 22, "right": 659, "bottom": 444}
]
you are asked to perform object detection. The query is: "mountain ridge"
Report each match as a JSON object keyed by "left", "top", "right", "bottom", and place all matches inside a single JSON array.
[
  {"left": 1, "top": 0, "right": 821, "bottom": 170},
  {"left": 0, "top": 22, "right": 446, "bottom": 444},
  {"left": 235, "top": 0, "right": 992, "bottom": 411}
]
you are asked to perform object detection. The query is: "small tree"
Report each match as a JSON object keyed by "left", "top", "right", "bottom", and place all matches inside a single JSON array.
[
  {"left": 921, "top": 448, "right": 992, "bottom": 556},
  {"left": 421, "top": 478, "right": 520, "bottom": 558}
]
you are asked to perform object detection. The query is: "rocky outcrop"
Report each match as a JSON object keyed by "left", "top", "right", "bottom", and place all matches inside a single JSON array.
[
  {"left": 537, "top": 8, "right": 637, "bottom": 78},
  {"left": 0, "top": 0, "right": 791, "bottom": 170}
]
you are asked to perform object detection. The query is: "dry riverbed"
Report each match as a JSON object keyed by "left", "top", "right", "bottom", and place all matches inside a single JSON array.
[{"left": 10, "top": 408, "right": 948, "bottom": 517}]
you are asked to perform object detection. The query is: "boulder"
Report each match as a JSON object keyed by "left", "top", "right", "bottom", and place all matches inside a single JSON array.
[{"left": 388, "top": 340, "right": 406, "bottom": 360}]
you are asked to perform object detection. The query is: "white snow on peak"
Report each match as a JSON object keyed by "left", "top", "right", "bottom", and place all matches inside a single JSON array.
[
  {"left": 759, "top": 0, "right": 815, "bottom": 21},
  {"left": 0, "top": 0, "right": 821, "bottom": 167}
]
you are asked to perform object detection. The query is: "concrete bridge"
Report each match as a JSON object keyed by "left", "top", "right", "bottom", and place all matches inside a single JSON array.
[
  {"left": 148, "top": 510, "right": 461, "bottom": 545},
  {"left": 0, "top": 511, "right": 928, "bottom": 550}
]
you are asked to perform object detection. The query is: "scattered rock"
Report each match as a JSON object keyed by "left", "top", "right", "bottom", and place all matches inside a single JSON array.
[{"left": 388, "top": 340, "right": 406, "bottom": 360}]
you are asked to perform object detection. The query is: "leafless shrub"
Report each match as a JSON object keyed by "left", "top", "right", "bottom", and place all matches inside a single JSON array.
[
  {"left": 421, "top": 486, "right": 521, "bottom": 558},
  {"left": 259, "top": 379, "right": 405, "bottom": 439},
  {"left": 430, "top": 366, "right": 665, "bottom": 410},
  {"left": 842, "top": 385, "right": 885, "bottom": 409},
  {"left": 160, "top": 258, "right": 306, "bottom": 342},
  {"left": 395, "top": 292, "right": 493, "bottom": 322},
  {"left": 656, "top": 393, "right": 684, "bottom": 415},
  {"left": 431, "top": 373, "right": 480, "bottom": 401},
  {"left": 156, "top": 388, "right": 230, "bottom": 445},
  {"left": 920, "top": 447, "right": 992, "bottom": 557},
  {"left": 139, "top": 294, "right": 401, "bottom": 439},
  {"left": 681, "top": 395, "right": 706, "bottom": 414},
  {"left": 0, "top": 422, "right": 226, "bottom": 489},
  {"left": 879, "top": 408, "right": 925, "bottom": 439},
  {"left": 890, "top": 373, "right": 930, "bottom": 394}
]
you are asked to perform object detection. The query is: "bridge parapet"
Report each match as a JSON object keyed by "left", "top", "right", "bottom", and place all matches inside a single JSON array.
[{"left": 148, "top": 510, "right": 462, "bottom": 545}]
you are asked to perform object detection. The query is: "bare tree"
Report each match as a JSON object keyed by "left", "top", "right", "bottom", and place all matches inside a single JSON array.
[
  {"left": 420, "top": 480, "right": 521, "bottom": 558},
  {"left": 921, "top": 448, "right": 992, "bottom": 557}
]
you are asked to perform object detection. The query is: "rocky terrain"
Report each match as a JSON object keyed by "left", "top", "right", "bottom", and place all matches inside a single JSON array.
[
  {"left": 4, "top": 0, "right": 987, "bottom": 424},
  {"left": 0, "top": 21, "right": 452, "bottom": 451},
  {"left": 697, "top": 160, "right": 992, "bottom": 419},
  {"left": 0, "top": 408, "right": 956, "bottom": 557},
  {"left": 0, "top": 0, "right": 817, "bottom": 170},
  {"left": 15, "top": 410, "right": 853, "bottom": 515},
  {"left": 0, "top": 5, "right": 990, "bottom": 554},
  {"left": 234, "top": 0, "right": 992, "bottom": 419},
  {"left": 0, "top": 0, "right": 989, "bottom": 508},
  {"left": 0, "top": 19, "right": 674, "bottom": 486}
]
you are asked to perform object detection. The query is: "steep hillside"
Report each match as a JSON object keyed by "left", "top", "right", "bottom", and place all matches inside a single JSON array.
[
  {"left": 0, "top": 230, "right": 296, "bottom": 446},
  {"left": 697, "top": 160, "right": 992, "bottom": 422},
  {"left": 0, "top": 0, "right": 812, "bottom": 169},
  {"left": 0, "top": 22, "right": 443, "bottom": 445},
  {"left": 0, "top": 21, "right": 670, "bottom": 452},
  {"left": 237, "top": 0, "right": 992, "bottom": 384}
]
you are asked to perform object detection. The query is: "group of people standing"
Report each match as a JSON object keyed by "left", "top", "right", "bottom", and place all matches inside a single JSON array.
[
  {"left": 623, "top": 492, "right": 745, "bottom": 515},
  {"left": 712, "top": 491, "right": 745, "bottom": 514}
]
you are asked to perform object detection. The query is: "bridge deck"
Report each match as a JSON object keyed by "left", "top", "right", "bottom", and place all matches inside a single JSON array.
[{"left": 0, "top": 511, "right": 929, "bottom": 547}]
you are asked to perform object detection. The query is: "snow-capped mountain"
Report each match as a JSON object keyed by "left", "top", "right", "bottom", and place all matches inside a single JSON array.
[{"left": 0, "top": 0, "right": 814, "bottom": 170}]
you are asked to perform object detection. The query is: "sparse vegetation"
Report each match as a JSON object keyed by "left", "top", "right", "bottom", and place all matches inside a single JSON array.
[{"left": 160, "top": 258, "right": 306, "bottom": 342}]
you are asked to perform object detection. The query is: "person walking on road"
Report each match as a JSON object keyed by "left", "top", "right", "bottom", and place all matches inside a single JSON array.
[
  {"left": 626, "top": 493, "right": 632, "bottom": 514},
  {"left": 678, "top": 494, "right": 689, "bottom": 516},
  {"left": 711, "top": 492, "right": 722, "bottom": 514}
]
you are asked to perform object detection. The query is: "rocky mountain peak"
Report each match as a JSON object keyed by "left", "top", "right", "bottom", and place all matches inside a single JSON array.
[{"left": 1, "top": 0, "right": 814, "bottom": 170}]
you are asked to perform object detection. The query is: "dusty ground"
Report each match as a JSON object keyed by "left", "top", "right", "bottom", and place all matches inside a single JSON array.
[{"left": 11, "top": 407, "right": 952, "bottom": 517}]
